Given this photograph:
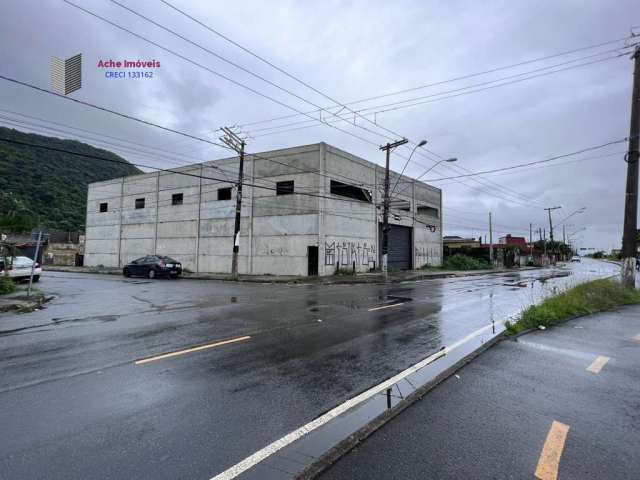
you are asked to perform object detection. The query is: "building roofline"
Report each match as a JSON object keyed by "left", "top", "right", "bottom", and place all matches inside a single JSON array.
[{"left": 87, "top": 142, "right": 440, "bottom": 192}]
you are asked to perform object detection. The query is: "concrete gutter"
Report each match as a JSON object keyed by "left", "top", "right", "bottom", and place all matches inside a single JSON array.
[
  {"left": 294, "top": 331, "right": 507, "bottom": 480},
  {"left": 44, "top": 265, "right": 541, "bottom": 285}
]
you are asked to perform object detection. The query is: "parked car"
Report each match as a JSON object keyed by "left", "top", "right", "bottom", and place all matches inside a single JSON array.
[
  {"left": 123, "top": 255, "right": 182, "bottom": 279},
  {"left": 570, "top": 256, "right": 581, "bottom": 262},
  {"left": 0, "top": 256, "right": 42, "bottom": 281}
]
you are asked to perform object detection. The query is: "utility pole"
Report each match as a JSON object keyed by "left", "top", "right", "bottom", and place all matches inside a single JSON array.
[
  {"left": 544, "top": 206, "right": 561, "bottom": 243},
  {"left": 621, "top": 45, "right": 640, "bottom": 288},
  {"left": 220, "top": 127, "right": 246, "bottom": 279},
  {"left": 529, "top": 223, "right": 533, "bottom": 260},
  {"left": 563, "top": 224, "right": 566, "bottom": 245},
  {"left": 27, "top": 230, "right": 42, "bottom": 298},
  {"left": 489, "top": 212, "right": 493, "bottom": 265},
  {"left": 545, "top": 206, "right": 561, "bottom": 263},
  {"left": 379, "top": 138, "right": 408, "bottom": 276}
]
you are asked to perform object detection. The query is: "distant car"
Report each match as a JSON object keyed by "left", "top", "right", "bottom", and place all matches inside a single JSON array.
[
  {"left": 570, "top": 256, "right": 581, "bottom": 262},
  {"left": 123, "top": 255, "right": 182, "bottom": 279},
  {"left": 0, "top": 256, "right": 42, "bottom": 281}
]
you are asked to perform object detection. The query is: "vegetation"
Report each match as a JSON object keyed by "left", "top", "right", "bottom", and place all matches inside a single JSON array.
[
  {"left": 443, "top": 253, "right": 490, "bottom": 270},
  {"left": 0, "top": 276, "right": 16, "bottom": 295},
  {"left": 505, "top": 279, "right": 640, "bottom": 335},
  {"left": 335, "top": 266, "right": 356, "bottom": 276},
  {"left": 0, "top": 127, "right": 141, "bottom": 232}
]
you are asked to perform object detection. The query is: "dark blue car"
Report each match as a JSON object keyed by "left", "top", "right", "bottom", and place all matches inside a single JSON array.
[{"left": 123, "top": 255, "right": 182, "bottom": 279}]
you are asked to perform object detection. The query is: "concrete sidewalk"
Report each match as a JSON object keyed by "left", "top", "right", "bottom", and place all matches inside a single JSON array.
[
  {"left": 319, "top": 306, "right": 640, "bottom": 480},
  {"left": 0, "top": 288, "right": 50, "bottom": 313},
  {"left": 44, "top": 265, "right": 543, "bottom": 284}
]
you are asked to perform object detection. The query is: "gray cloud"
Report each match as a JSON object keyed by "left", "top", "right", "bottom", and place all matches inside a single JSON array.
[{"left": 0, "top": 0, "right": 638, "bottom": 250}]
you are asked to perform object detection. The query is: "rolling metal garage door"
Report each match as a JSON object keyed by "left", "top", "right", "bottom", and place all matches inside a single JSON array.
[{"left": 379, "top": 224, "right": 412, "bottom": 270}]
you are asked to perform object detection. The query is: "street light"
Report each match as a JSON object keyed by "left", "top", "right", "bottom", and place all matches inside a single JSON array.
[
  {"left": 390, "top": 139, "right": 429, "bottom": 196},
  {"left": 414, "top": 157, "right": 458, "bottom": 183}
]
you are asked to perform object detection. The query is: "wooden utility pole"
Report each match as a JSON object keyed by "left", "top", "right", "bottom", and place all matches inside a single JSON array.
[
  {"left": 220, "top": 127, "right": 246, "bottom": 279},
  {"left": 489, "top": 212, "right": 493, "bottom": 264},
  {"left": 379, "top": 138, "right": 408, "bottom": 276},
  {"left": 621, "top": 45, "right": 640, "bottom": 288}
]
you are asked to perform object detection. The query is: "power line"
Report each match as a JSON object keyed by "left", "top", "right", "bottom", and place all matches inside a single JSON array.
[
  {"left": 152, "top": 0, "right": 546, "bottom": 211},
  {"left": 433, "top": 150, "right": 625, "bottom": 184},
  {"left": 0, "top": 136, "right": 399, "bottom": 208},
  {"left": 424, "top": 138, "right": 629, "bottom": 181},
  {"left": 237, "top": 35, "right": 633, "bottom": 128},
  {"left": 23, "top": 3, "right": 541, "bottom": 210},
  {"left": 244, "top": 47, "right": 631, "bottom": 138},
  {"left": 62, "top": 0, "right": 398, "bottom": 151},
  {"left": 0, "top": 74, "right": 228, "bottom": 150}
]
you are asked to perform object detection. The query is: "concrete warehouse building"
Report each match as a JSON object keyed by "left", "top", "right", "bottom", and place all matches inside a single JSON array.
[{"left": 84, "top": 143, "right": 443, "bottom": 276}]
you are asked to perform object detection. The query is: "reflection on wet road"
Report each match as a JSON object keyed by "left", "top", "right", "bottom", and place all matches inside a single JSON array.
[{"left": 0, "top": 259, "right": 618, "bottom": 479}]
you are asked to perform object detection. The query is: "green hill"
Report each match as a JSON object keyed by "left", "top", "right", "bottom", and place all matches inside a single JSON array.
[{"left": 0, "top": 127, "right": 141, "bottom": 232}]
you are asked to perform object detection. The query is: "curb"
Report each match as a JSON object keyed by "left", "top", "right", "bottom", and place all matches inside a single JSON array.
[
  {"left": 0, "top": 293, "right": 53, "bottom": 314},
  {"left": 43, "top": 266, "right": 541, "bottom": 285},
  {"left": 296, "top": 330, "right": 507, "bottom": 480}
]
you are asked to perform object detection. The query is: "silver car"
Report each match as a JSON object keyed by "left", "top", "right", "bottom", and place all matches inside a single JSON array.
[{"left": 0, "top": 256, "right": 42, "bottom": 282}]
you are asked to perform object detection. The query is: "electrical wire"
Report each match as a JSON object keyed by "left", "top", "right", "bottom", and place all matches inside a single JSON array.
[
  {"left": 236, "top": 35, "right": 634, "bottom": 128},
  {"left": 243, "top": 46, "right": 632, "bottom": 136},
  {"left": 149, "top": 0, "right": 548, "bottom": 210},
  {"left": 424, "top": 138, "right": 630, "bottom": 181}
]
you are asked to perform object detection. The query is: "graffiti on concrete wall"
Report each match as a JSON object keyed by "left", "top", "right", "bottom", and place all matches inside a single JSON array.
[
  {"left": 259, "top": 244, "right": 289, "bottom": 256},
  {"left": 415, "top": 246, "right": 440, "bottom": 266},
  {"left": 324, "top": 241, "right": 376, "bottom": 266}
]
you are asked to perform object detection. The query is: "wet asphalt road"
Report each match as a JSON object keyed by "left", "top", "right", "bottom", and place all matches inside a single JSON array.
[
  {"left": 0, "top": 260, "right": 618, "bottom": 479},
  {"left": 321, "top": 304, "right": 640, "bottom": 480}
]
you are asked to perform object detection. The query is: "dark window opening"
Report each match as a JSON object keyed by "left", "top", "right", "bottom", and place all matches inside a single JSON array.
[
  {"left": 135, "top": 198, "right": 145, "bottom": 209},
  {"left": 218, "top": 187, "right": 232, "bottom": 200},
  {"left": 172, "top": 193, "right": 183, "bottom": 206},
  {"left": 417, "top": 205, "right": 439, "bottom": 218},
  {"left": 390, "top": 199, "right": 410, "bottom": 211},
  {"left": 99, "top": 202, "right": 108, "bottom": 213},
  {"left": 330, "top": 180, "right": 372, "bottom": 202},
  {"left": 277, "top": 180, "right": 294, "bottom": 195}
]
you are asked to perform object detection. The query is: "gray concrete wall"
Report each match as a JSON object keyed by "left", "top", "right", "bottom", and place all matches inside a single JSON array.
[{"left": 84, "top": 142, "right": 442, "bottom": 275}]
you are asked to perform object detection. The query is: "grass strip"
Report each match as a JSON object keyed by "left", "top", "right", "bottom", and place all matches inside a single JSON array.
[{"left": 505, "top": 278, "right": 640, "bottom": 335}]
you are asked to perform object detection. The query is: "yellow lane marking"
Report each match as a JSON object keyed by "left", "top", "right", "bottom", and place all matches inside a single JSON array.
[
  {"left": 135, "top": 336, "right": 251, "bottom": 365},
  {"left": 586, "top": 355, "right": 610, "bottom": 374},
  {"left": 632, "top": 334, "right": 640, "bottom": 343},
  {"left": 535, "top": 420, "right": 570, "bottom": 480},
  {"left": 368, "top": 302, "right": 405, "bottom": 312}
]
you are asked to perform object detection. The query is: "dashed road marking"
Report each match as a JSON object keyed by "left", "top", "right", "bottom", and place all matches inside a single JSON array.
[
  {"left": 535, "top": 420, "right": 570, "bottom": 480},
  {"left": 368, "top": 302, "right": 404, "bottom": 311},
  {"left": 586, "top": 355, "right": 610, "bottom": 374},
  {"left": 135, "top": 336, "right": 251, "bottom": 365},
  {"left": 209, "top": 323, "right": 495, "bottom": 480}
]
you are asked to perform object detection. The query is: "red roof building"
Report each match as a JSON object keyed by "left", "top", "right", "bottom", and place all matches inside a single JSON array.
[{"left": 498, "top": 234, "right": 528, "bottom": 249}]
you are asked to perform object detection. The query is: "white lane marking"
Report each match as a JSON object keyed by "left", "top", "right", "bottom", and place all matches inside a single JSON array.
[
  {"left": 368, "top": 302, "right": 405, "bottom": 311},
  {"left": 135, "top": 336, "right": 251, "bottom": 365},
  {"left": 210, "top": 323, "right": 495, "bottom": 480}
]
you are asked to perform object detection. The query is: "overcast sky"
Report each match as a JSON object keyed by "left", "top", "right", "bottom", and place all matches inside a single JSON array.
[{"left": 1, "top": 0, "right": 638, "bottom": 251}]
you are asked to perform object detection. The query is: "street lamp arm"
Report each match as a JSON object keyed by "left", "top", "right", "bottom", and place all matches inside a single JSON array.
[{"left": 390, "top": 140, "right": 427, "bottom": 196}]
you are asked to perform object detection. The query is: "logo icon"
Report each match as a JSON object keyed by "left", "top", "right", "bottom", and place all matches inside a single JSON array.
[{"left": 51, "top": 54, "right": 82, "bottom": 95}]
